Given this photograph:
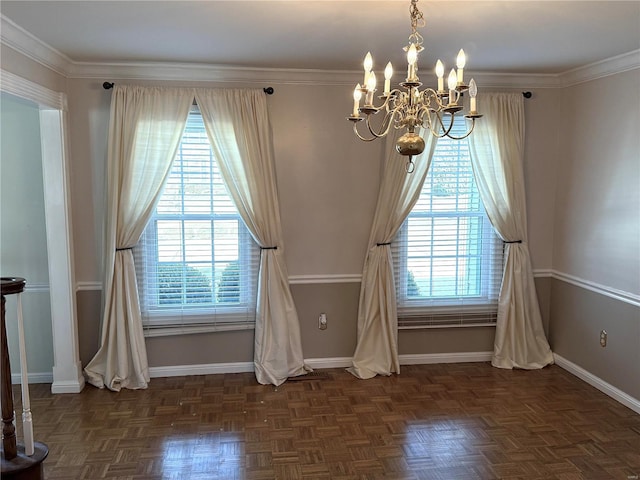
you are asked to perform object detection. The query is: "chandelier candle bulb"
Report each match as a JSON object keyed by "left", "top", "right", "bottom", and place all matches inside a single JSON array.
[
  {"left": 448, "top": 69, "right": 457, "bottom": 104},
  {"left": 365, "top": 72, "right": 376, "bottom": 105},
  {"left": 436, "top": 60, "right": 445, "bottom": 92},
  {"left": 353, "top": 84, "right": 362, "bottom": 116},
  {"left": 469, "top": 78, "right": 478, "bottom": 113},
  {"left": 384, "top": 62, "right": 393, "bottom": 95},
  {"left": 364, "top": 52, "right": 373, "bottom": 85},
  {"left": 456, "top": 49, "right": 466, "bottom": 84},
  {"left": 407, "top": 43, "right": 418, "bottom": 80}
]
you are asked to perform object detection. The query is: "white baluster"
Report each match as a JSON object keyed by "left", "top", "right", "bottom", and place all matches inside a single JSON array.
[{"left": 16, "top": 292, "right": 34, "bottom": 456}]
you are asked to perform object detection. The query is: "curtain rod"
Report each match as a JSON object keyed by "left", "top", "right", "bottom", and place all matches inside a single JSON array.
[
  {"left": 101, "top": 82, "right": 526, "bottom": 98},
  {"left": 102, "top": 82, "right": 274, "bottom": 95}
]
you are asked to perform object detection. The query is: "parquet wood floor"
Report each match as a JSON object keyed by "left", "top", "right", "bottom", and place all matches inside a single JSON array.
[{"left": 8, "top": 363, "right": 640, "bottom": 480}]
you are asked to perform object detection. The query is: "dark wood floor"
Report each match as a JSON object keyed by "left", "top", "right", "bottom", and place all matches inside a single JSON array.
[{"left": 8, "top": 363, "right": 640, "bottom": 480}]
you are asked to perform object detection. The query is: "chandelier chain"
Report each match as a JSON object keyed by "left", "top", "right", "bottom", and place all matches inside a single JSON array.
[
  {"left": 409, "top": 0, "right": 425, "bottom": 47},
  {"left": 347, "top": 0, "right": 483, "bottom": 167}
]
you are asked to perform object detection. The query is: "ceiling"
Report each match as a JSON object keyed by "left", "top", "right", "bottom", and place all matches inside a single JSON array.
[{"left": 1, "top": 1, "right": 639, "bottom": 75}]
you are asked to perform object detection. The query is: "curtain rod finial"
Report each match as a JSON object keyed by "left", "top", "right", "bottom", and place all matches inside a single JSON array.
[
  {"left": 263, "top": 87, "right": 274, "bottom": 95},
  {"left": 103, "top": 82, "right": 114, "bottom": 90}
]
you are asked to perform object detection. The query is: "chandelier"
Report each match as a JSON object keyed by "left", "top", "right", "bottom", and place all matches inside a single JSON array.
[{"left": 347, "top": 0, "right": 482, "bottom": 172}]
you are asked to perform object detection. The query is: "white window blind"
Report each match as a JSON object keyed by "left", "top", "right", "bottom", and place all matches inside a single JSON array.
[
  {"left": 134, "top": 106, "right": 259, "bottom": 336},
  {"left": 392, "top": 117, "right": 504, "bottom": 328}
]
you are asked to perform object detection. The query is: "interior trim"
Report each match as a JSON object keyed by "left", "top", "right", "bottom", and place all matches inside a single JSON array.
[
  {"left": 554, "top": 353, "right": 640, "bottom": 414},
  {"left": 23, "top": 283, "right": 50, "bottom": 293},
  {"left": 149, "top": 362, "right": 254, "bottom": 378},
  {"left": 0, "top": 69, "right": 66, "bottom": 110},
  {"left": 1, "top": 68, "right": 85, "bottom": 394},
  {"left": 11, "top": 372, "right": 53, "bottom": 385},
  {"left": 399, "top": 351, "right": 493, "bottom": 365},
  {"left": 148, "top": 352, "right": 495, "bottom": 378},
  {"left": 75, "top": 281, "right": 103, "bottom": 292},
  {"left": 76, "top": 269, "right": 638, "bottom": 308},
  {"left": 560, "top": 49, "right": 640, "bottom": 87},
  {"left": 551, "top": 271, "right": 640, "bottom": 307},
  {"left": 0, "top": 14, "right": 71, "bottom": 76},
  {"left": 2, "top": 14, "right": 637, "bottom": 89}
]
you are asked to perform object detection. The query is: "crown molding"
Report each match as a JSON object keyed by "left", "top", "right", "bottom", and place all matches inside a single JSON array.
[
  {"left": 1, "top": 12, "right": 635, "bottom": 89},
  {"left": 0, "top": 14, "right": 71, "bottom": 77},
  {"left": 67, "top": 62, "right": 563, "bottom": 89},
  {"left": 471, "top": 71, "right": 561, "bottom": 89},
  {"left": 560, "top": 49, "right": 640, "bottom": 87},
  {"left": 67, "top": 61, "right": 360, "bottom": 86}
]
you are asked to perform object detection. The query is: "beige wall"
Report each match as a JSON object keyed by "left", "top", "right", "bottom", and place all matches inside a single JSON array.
[
  {"left": 549, "top": 279, "right": 639, "bottom": 400},
  {"left": 270, "top": 85, "right": 383, "bottom": 276},
  {"left": 554, "top": 69, "right": 640, "bottom": 294},
  {"left": 65, "top": 80, "right": 559, "bottom": 286},
  {"left": 521, "top": 88, "right": 561, "bottom": 270},
  {"left": 9, "top": 41, "right": 638, "bottom": 404},
  {"left": 549, "top": 68, "right": 640, "bottom": 399},
  {"left": 63, "top": 78, "right": 559, "bottom": 369}
]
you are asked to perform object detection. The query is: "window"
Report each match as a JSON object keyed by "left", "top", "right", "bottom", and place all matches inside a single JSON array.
[
  {"left": 392, "top": 117, "right": 503, "bottom": 327},
  {"left": 135, "top": 106, "right": 259, "bottom": 335}
]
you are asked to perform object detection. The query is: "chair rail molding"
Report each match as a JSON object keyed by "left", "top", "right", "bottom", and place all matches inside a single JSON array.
[{"left": 551, "top": 270, "right": 640, "bottom": 307}]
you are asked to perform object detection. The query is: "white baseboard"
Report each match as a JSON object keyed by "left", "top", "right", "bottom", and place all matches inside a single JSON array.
[
  {"left": 15, "top": 355, "right": 638, "bottom": 416},
  {"left": 11, "top": 372, "right": 53, "bottom": 385},
  {"left": 149, "top": 361, "right": 254, "bottom": 378},
  {"left": 553, "top": 353, "right": 640, "bottom": 414},
  {"left": 305, "top": 357, "right": 353, "bottom": 369},
  {"left": 400, "top": 351, "right": 493, "bottom": 365},
  {"left": 149, "top": 353, "right": 495, "bottom": 378},
  {"left": 51, "top": 378, "right": 85, "bottom": 394}
]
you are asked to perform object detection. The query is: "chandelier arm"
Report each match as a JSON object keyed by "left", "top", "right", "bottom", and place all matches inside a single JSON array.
[
  {"left": 352, "top": 122, "right": 379, "bottom": 142},
  {"left": 426, "top": 112, "right": 456, "bottom": 138},
  {"left": 443, "top": 118, "right": 477, "bottom": 140},
  {"left": 365, "top": 110, "right": 396, "bottom": 138},
  {"left": 364, "top": 92, "right": 397, "bottom": 114},
  {"left": 384, "top": 90, "right": 403, "bottom": 112}
]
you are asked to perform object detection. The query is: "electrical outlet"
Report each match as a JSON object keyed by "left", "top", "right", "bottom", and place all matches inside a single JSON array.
[
  {"left": 319, "top": 313, "right": 327, "bottom": 330},
  {"left": 600, "top": 330, "right": 607, "bottom": 347}
]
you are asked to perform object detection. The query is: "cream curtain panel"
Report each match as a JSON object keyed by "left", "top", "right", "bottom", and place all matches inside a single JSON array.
[
  {"left": 85, "top": 86, "right": 193, "bottom": 391},
  {"left": 194, "top": 89, "right": 309, "bottom": 386},
  {"left": 348, "top": 126, "right": 438, "bottom": 379},
  {"left": 467, "top": 93, "right": 553, "bottom": 369}
]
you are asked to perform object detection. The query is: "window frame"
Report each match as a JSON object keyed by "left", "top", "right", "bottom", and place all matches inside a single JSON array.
[
  {"left": 393, "top": 120, "right": 504, "bottom": 325},
  {"left": 134, "top": 108, "right": 259, "bottom": 336}
]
